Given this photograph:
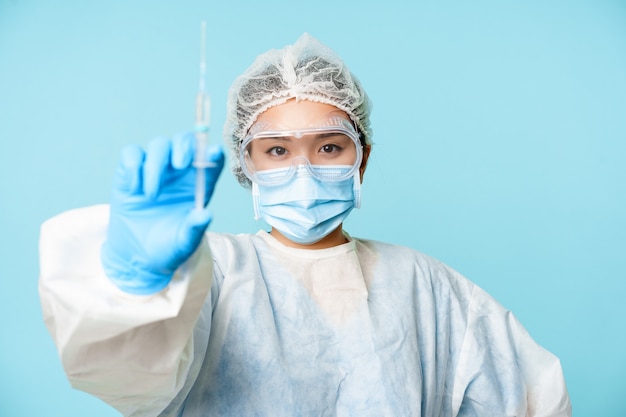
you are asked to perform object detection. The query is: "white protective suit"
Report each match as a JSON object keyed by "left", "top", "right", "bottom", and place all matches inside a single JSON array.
[{"left": 39, "top": 205, "right": 572, "bottom": 417}]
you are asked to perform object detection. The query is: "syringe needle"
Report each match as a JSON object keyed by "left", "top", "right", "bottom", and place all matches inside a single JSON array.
[{"left": 198, "top": 20, "right": 206, "bottom": 93}]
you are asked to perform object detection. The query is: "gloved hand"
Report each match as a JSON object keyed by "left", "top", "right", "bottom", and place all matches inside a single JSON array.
[{"left": 101, "top": 133, "right": 224, "bottom": 295}]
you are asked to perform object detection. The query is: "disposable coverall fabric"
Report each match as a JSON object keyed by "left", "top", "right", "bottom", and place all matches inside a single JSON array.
[{"left": 39, "top": 205, "right": 571, "bottom": 417}]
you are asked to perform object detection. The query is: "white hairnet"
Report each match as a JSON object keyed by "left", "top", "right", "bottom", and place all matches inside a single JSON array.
[{"left": 224, "top": 33, "right": 373, "bottom": 188}]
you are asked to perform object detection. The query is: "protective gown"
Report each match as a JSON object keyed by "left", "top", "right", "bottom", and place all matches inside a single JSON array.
[{"left": 39, "top": 205, "right": 571, "bottom": 417}]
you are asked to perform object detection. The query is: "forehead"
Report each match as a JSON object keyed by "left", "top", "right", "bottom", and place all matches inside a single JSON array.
[{"left": 255, "top": 99, "right": 349, "bottom": 129}]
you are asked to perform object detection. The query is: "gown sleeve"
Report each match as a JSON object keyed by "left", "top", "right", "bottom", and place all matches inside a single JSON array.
[
  {"left": 38, "top": 205, "right": 214, "bottom": 417},
  {"left": 452, "top": 285, "right": 572, "bottom": 417}
]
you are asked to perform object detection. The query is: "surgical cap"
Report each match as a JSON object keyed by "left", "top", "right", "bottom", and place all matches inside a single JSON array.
[{"left": 224, "top": 33, "right": 373, "bottom": 188}]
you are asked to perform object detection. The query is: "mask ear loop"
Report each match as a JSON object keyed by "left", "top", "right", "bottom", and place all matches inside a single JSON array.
[
  {"left": 353, "top": 169, "right": 361, "bottom": 209},
  {"left": 252, "top": 182, "right": 262, "bottom": 220}
]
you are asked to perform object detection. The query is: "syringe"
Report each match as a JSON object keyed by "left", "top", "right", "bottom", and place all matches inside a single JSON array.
[{"left": 194, "top": 20, "right": 215, "bottom": 210}]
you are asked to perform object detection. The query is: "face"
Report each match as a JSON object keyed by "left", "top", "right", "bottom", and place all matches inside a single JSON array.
[
  {"left": 245, "top": 99, "right": 370, "bottom": 180},
  {"left": 246, "top": 99, "right": 372, "bottom": 249}
]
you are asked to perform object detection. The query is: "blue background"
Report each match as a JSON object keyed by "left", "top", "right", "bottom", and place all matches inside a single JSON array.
[{"left": 1, "top": 0, "right": 625, "bottom": 415}]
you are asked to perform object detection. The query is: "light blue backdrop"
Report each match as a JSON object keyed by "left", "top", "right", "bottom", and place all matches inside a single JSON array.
[{"left": 1, "top": 0, "right": 624, "bottom": 415}]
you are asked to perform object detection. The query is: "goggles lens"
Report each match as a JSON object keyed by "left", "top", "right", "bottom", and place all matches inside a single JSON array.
[{"left": 241, "top": 117, "right": 362, "bottom": 185}]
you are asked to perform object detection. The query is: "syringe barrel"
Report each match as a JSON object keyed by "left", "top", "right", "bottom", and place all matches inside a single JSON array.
[
  {"left": 196, "top": 92, "right": 210, "bottom": 127},
  {"left": 194, "top": 91, "right": 212, "bottom": 168},
  {"left": 194, "top": 128, "right": 210, "bottom": 209}
]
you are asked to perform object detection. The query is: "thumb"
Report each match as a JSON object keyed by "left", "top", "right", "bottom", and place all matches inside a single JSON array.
[{"left": 176, "top": 207, "right": 213, "bottom": 258}]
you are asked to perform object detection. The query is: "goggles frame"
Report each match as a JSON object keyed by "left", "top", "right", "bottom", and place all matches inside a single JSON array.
[{"left": 240, "top": 117, "right": 363, "bottom": 186}]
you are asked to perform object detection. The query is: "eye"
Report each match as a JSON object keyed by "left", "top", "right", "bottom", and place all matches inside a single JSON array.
[
  {"left": 268, "top": 146, "right": 287, "bottom": 157},
  {"left": 320, "top": 144, "right": 342, "bottom": 153}
]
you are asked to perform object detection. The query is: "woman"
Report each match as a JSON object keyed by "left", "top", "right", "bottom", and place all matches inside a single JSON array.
[{"left": 39, "top": 33, "right": 571, "bottom": 416}]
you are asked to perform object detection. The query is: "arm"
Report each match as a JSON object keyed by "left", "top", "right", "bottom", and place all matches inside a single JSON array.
[
  {"left": 39, "top": 134, "right": 224, "bottom": 416},
  {"left": 452, "top": 285, "right": 572, "bottom": 417},
  {"left": 39, "top": 205, "right": 212, "bottom": 416}
]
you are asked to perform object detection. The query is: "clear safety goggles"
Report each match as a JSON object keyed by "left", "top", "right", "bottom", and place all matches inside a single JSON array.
[{"left": 240, "top": 116, "right": 363, "bottom": 186}]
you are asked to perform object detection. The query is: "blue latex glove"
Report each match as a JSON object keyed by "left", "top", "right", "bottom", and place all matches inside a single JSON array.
[{"left": 101, "top": 133, "right": 224, "bottom": 295}]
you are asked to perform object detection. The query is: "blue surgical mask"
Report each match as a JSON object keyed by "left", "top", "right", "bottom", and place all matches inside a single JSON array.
[{"left": 252, "top": 166, "right": 361, "bottom": 245}]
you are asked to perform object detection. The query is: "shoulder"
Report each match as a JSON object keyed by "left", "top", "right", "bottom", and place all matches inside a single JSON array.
[
  {"left": 205, "top": 231, "right": 265, "bottom": 261},
  {"left": 358, "top": 238, "right": 443, "bottom": 264},
  {"left": 354, "top": 238, "right": 522, "bottom": 328},
  {"left": 352, "top": 236, "right": 477, "bottom": 300},
  {"left": 352, "top": 237, "right": 466, "bottom": 279}
]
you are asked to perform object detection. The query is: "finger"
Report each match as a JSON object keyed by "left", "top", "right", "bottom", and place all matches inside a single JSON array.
[
  {"left": 171, "top": 132, "right": 194, "bottom": 169},
  {"left": 176, "top": 208, "right": 213, "bottom": 260},
  {"left": 114, "top": 144, "right": 145, "bottom": 194},
  {"left": 143, "top": 137, "right": 172, "bottom": 199},
  {"left": 206, "top": 143, "right": 225, "bottom": 167},
  {"left": 205, "top": 143, "right": 225, "bottom": 181}
]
